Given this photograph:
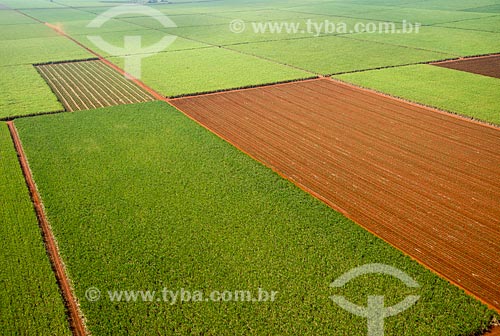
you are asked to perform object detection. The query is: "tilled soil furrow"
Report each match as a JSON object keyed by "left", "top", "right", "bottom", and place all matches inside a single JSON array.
[{"left": 172, "top": 78, "right": 500, "bottom": 311}]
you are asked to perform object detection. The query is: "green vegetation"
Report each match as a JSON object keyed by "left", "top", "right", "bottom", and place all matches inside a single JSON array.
[
  {"left": 1, "top": 1, "right": 499, "bottom": 333},
  {"left": 343, "top": 7, "right": 493, "bottom": 25},
  {"left": 109, "top": 47, "right": 313, "bottom": 97},
  {"left": 0, "top": 0, "right": 63, "bottom": 9},
  {"left": 122, "top": 13, "right": 231, "bottom": 29},
  {"left": 437, "top": 15, "right": 500, "bottom": 33},
  {"left": 334, "top": 64, "right": 500, "bottom": 124},
  {"left": 0, "top": 10, "right": 37, "bottom": 25},
  {"left": 352, "top": 26, "right": 500, "bottom": 56},
  {"left": 0, "top": 65, "right": 63, "bottom": 119},
  {"left": 0, "top": 36, "right": 92, "bottom": 66},
  {"left": 56, "top": 18, "right": 145, "bottom": 37},
  {"left": 281, "top": 3, "right": 393, "bottom": 16},
  {"left": 73, "top": 30, "right": 208, "bottom": 58},
  {"left": 162, "top": 15, "right": 404, "bottom": 46},
  {"left": 462, "top": 3, "right": 500, "bottom": 13},
  {"left": 231, "top": 35, "right": 451, "bottom": 75},
  {"left": 15, "top": 102, "right": 496, "bottom": 335},
  {"left": 399, "top": 0, "right": 500, "bottom": 11},
  {"left": 22, "top": 8, "right": 97, "bottom": 23},
  {"left": 0, "top": 123, "right": 70, "bottom": 335},
  {"left": 0, "top": 23, "right": 58, "bottom": 41}
]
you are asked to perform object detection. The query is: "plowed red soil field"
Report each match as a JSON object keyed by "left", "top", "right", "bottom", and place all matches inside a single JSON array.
[
  {"left": 36, "top": 60, "right": 155, "bottom": 112},
  {"left": 432, "top": 54, "right": 500, "bottom": 79},
  {"left": 171, "top": 78, "right": 500, "bottom": 311}
]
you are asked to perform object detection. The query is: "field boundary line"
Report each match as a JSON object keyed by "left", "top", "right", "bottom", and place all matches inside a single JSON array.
[
  {"left": 329, "top": 76, "right": 500, "bottom": 130},
  {"left": 429, "top": 52, "right": 500, "bottom": 65},
  {"left": 171, "top": 79, "right": 500, "bottom": 314},
  {"left": 29, "top": 3, "right": 500, "bottom": 132},
  {"left": 6, "top": 121, "right": 88, "bottom": 336},
  {"left": 44, "top": 23, "right": 169, "bottom": 103},
  {"left": 168, "top": 76, "right": 319, "bottom": 99}
]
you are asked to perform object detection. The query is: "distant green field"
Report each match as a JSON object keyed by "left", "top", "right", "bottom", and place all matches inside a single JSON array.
[
  {"left": 0, "top": 36, "right": 92, "bottom": 66},
  {"left": 0, "top": 10, "right": 37, "bottom": 25},
  {"left": 334, "top": 64, "right": 500, "bottom": 125},
  {"left": 0, "top": 123, "right": 70, "bottom": 335},
  {"left": 340, "top": 7, "right": 493, "bottom": 25},
  {"left": 22, "top": 8, "right": 97, "bottom": 23},
  {"left": 399, "top": 0, "right": 500, "bottom": 11},
  {"left": 0, "top": 65, "right": 63, "bottom": 119},
  {"left": 462, "top": 3, "right": 500, "bottom": 13},
  {"left": 74, "top": 30, "right": 208, "bottom": 58},
  {"left": 0, "top": 23, "right": 57, "bottom": 41},
  {"left": 437, "top": 15, "right": 500, "bottom": 33},
  {"left": 0, "top": 0, "right": 63, "bottom": 9},
  {"left": 161, "top": 15, "right": 405, "bottom": 46},
  {"left": 16, "top": 102, "right": 496, "bottom": 335},
  {"left": 352, "top": 26, "right": 500, "bottom": 56},
  {"left": 56, "top": 18, "right": 145, "bottom": 37},
  {"left": 122, "top": 13, "right": 230, "bottom": 29},
  {"left": 109, "top": 47, "right": 313, "bottom": 97},
  {"left": 281, "top": 3, "right": 393, "bottom": 16},
  {"left": 230, "top": 35, "right": 451, "bottom": 75}
]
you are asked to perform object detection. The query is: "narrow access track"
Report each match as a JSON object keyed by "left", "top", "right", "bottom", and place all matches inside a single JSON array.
[{"left": 7, "top": 121, "right": 87, "bottom": 336}]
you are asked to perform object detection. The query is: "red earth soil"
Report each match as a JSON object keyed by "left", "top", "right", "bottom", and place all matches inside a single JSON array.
[
  {"left": 36, "top": 60, "right": 155, "bottom": 112},
  {"left": 171, "top": 78, "right": 500, "bottom": 312},
  {"left": 7, "top": 121, "right": 87, "bottom": 336},
  {"left": 484, "top": 325, "right": 500, "bottom": 336},
  {"left": 432, "top": 54, "right": 500, "bottom": 79}
]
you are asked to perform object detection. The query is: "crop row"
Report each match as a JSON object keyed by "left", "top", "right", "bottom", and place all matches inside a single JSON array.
[
  {"left": 0, "top": 123, "right": 70, "bottom": 335},
  {"left": 36, "top": 60, "right": 155, "bottom": 112},
  {"left": 15, "top": 102, "right": 496, "bottom": 335}
]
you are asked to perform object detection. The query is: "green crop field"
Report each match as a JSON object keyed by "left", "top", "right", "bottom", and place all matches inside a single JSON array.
[
  {"left": 0, "top": 36, "right": 92, "bottom": 66},
  {"left": 352, "top": 26, "right": 500, "bottom": 56},
  {"left": 109, "top": 47, "right": 313, "bottom": 97},
  {"left": 56, "top": 18, "right": 146, "bottom": 37},
  {"left": 15, "top": 103, "right": 496, "bottom": 335},
  {"left": 230, "top": 35, "right": 451, "bottom": 75},
  {"left": 437, "top": 15, "right": 500, "bottom": 33},
  {"left": 72, "top": 30, "right": 208, "bottom": 57},
  {"left": 0, "top": 10, "right": 38, "bottom": 25},
  {"left": 0, "top": 23, "right": 57, "bottom": 40},
  {"left": 0, "top": 123, "right": 70, "bottom": 335},
  {"left": 1, "top": 0, "right": 499, "bottom": 334},
  {"left": 334, "top": 64, "right": 500, "bottom": 125},
  {"left": 0, "top": 65, "right": 63, "bottom": 119}
]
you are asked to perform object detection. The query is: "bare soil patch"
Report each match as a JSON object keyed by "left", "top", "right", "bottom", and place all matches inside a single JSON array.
[
  {"left": 432, "top": 54, "right": 500, "bottom": 79},
  {"left": 172, "top": 78, "right": 500, "bottom": 312}
]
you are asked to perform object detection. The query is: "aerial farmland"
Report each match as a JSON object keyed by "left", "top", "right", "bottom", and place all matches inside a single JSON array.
[{"left": 0, "top": 0, "right": 499, "bottom": 335}]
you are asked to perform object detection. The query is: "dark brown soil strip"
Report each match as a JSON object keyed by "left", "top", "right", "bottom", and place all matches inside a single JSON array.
[
  {"left": 7, "top": 121, "right": 87, "bottom": 336},
  {"left": 171, "top": 78, "right": 500, "bottom": 313},
  {"left": 432, "top": 54, "right": 500, "bottom": 79}
]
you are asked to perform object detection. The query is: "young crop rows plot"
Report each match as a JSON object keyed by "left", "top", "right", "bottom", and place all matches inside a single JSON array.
[
  {"left": 36, "top": 60, "right": 155, "bottom": 112},
  {"left": 432, "top": 54, "right": 500, "bottom": 79},
  {"left": 172, "top": 78, "right": 500, "bottom": 311}
]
